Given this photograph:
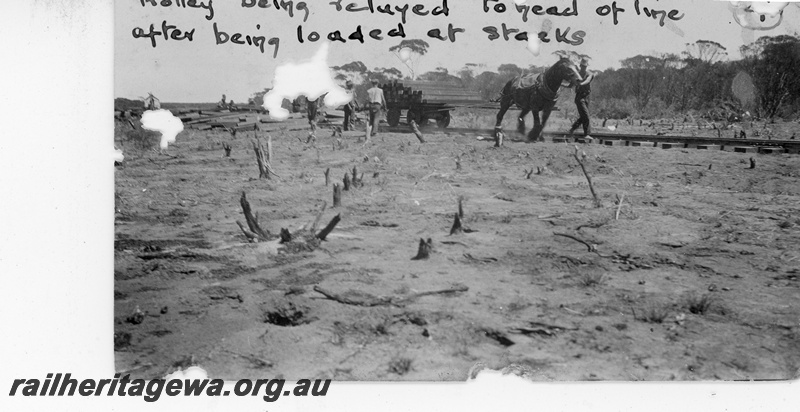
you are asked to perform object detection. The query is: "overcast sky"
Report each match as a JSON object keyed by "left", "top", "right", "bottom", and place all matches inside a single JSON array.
[{"left": 115, "top": 0, "right": 800, "bottom": 102}]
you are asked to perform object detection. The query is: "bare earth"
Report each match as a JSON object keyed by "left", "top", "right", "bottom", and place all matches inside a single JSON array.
[{"left": 114, "top": 111, "right": 800, "bottom": 381}]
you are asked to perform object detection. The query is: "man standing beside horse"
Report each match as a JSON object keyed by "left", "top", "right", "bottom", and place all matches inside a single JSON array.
[{"left": 569, "top": 57, "right": 595, "bottom": 141}]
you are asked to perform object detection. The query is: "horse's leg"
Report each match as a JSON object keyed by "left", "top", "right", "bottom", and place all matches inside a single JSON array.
[
  {"left": 495, "top": 101, "right": 511, "bottom": 138},
  {"left": 517, "top": 108, "right": 529, "bottom": 135},
  {"left": 538, "top": 109, "right": 553, "bottom": 141},
  {"left": 528, "top": 111, "right": 541, "bottom": 141},
  {"left": 495, "top": 83, "right": 513, "bottom": 138}
]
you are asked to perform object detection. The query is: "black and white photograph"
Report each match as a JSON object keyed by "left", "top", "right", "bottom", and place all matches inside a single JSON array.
[{"left": 108, "top": 0, "right": 800, "bottom": 383}]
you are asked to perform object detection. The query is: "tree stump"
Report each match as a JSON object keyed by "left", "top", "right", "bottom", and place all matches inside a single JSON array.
[
  {"left": 343, "top": 173, "right": 351, "bottom": 191},
  {"left": 324, "top": 168, "right": 330, "bottom": 186},
  {"left": 450, "top": 213, "right": 463, "bottom": 235},
  {"left": 411, "top": 238, "right": 433, "bottom": 260},
  {"left": 253, "top": 136, "right": 277, "bottom": 179},
  {"left": 279, "top": 228, "right": 292, "bottom": 243},
  {"left": 237, "top": 192, "right": 271, "bottom": 241},
  {"left": 333, "top": 184, "right": 342, "bottom": 207}
]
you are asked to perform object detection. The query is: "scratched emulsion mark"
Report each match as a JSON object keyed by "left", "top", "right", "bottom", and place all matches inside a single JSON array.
[
  {"left": 262, "top": 42, "right": 351, "bottom": 121},
  {"left": 731, "top": 71, "right": 757, "bottom": 110},
  {"left": 140, "top": 109, "right": 185, "bottom": 153}
]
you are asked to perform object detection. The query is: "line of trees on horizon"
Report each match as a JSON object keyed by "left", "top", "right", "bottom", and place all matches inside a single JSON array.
[{"left": 319, "top": 35, "right": 800, "bottom": 121}]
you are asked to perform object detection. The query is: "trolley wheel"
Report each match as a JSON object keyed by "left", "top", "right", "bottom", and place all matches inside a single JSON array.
[
  {"left": 387, "top": 108, "right": 401, "bottom": 127},
  {"left": 406, "top": 109, "right": 421, "bottom": 125},
  {"left": 436, "top": 111, "right": 451, "bottom": 128}
]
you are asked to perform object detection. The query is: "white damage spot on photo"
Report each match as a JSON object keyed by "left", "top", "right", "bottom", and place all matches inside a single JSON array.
[
  {"left": 113, "top": 146, "right": 124, "bottom": 163},
  {"left": 467, "top": 363, "right": 544, "bottom": 386},
  {"left": 262, "top": 42, "right": 351, "bottom": 121},
  {"left": 728, "top": 1, "right": 795, "bottom": 30},
  {"left": 163, "top": 365, "right": 208, "bottom": 380},
  {"left": 141, "top": 109, "right": 185, "bottom": 151}
]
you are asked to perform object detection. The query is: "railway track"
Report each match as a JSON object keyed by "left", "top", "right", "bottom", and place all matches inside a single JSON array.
[{"left": 381, "top": 125, "right": 800, "bottom": 155}]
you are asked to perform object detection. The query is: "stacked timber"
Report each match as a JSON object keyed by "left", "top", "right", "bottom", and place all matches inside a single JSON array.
[{"left": 381, "top": 80, "right": 483, "bottom": 108}]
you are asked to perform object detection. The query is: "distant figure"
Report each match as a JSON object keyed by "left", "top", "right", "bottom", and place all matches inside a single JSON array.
[
  {"left": 144, "top": 93, "right": 161, "bottom": 111},
  {"left": 569, "top": 57, "right": 594, "bottom": 141},
  {"left": 218, "top": 94, "right": 227, "bottom": 109},
  {"left": 366, "top": 79, "right": 386, "bottom": 135},
  {"left": 228, "top": 100, "right": 238, "bottom": 111},
  {"left": 343, "top": 81, "right": 359, "bottom": 131},
  {"left": 307, "top": 96, "right": 318, "bottom": 132}
]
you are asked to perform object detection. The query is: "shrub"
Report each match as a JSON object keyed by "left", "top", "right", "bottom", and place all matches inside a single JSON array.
[
  {"left": 684, "top": 292, "right": 715, "bottom": 315},
  {"left": 594, "top": 98, "right": 636, "bottom": 119},
  {"left": 125, "top": 128, "right": 161, "bottom": 152}
]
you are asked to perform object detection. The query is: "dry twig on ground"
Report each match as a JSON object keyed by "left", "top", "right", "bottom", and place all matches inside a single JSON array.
[{"left": 572, "top": 145, "right": 601, "bottom": 207}]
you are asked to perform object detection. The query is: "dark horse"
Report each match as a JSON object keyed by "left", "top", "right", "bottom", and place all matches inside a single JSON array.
[{"left": 495, "top": 57, "right": 583, "bottom": 141}]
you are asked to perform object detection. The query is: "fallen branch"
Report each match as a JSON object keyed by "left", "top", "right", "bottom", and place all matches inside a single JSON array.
[
  {"left": 404, "top": 285, "right": 469, "bottom": 301},
  {"left": 236, "top": 221, "right": 260, "bottom": 241},
  {"left": 313, "top": 286, "right": 395, "bottom": 307},
  {"left": 410, "top": 119, "right": 425, "bottom": 143},
  {"left": 316, "top": 214, "right": 341, "bottom": 241},
  {"left": 553, "top": 232, "right": 610, "bottom": 257},
  {"left": 313, "top": 284, "right": 468, "bottom": 307},
  {"left": 221, "top": 349, "right": 273, "bottom": 368},
  {"left": 615, "top": 193, "right": 625, "bottom": 220},
  {"left": 572, "top": 145, "right": 601, "bottom": 207},
  {"left": 554, "top": 232, "right": 592, "bottom": 250}
]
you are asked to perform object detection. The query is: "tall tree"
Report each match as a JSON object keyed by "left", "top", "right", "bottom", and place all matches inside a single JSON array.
[
  {"left": 619, "top": 55, "right": 666, "bottom": 110},
  {"left": 497, "top": 63, "right": 523, "bottom": 78},
  {"left": 684, "top": 40, "right": 728, "bottom": 64},
  {"left": 741, "top": 35, "right": 800, "bottom": 118}
]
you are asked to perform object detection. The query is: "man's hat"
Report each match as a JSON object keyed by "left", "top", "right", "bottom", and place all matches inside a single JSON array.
[
  {"left": 580, "top": 57, "right": 590, "bottom": 66},
  {"left": 371, "top": 79, "right": 379, "bottom": 84}
]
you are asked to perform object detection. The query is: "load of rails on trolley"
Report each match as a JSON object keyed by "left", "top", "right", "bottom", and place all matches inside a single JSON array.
[{"left": 380, "top": 80, "right": 489, "bottom": 128}]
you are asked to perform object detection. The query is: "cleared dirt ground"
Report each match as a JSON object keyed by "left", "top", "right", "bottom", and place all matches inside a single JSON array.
[{"left": 114, "top": 110, "right": 800, "bottom": 381}]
